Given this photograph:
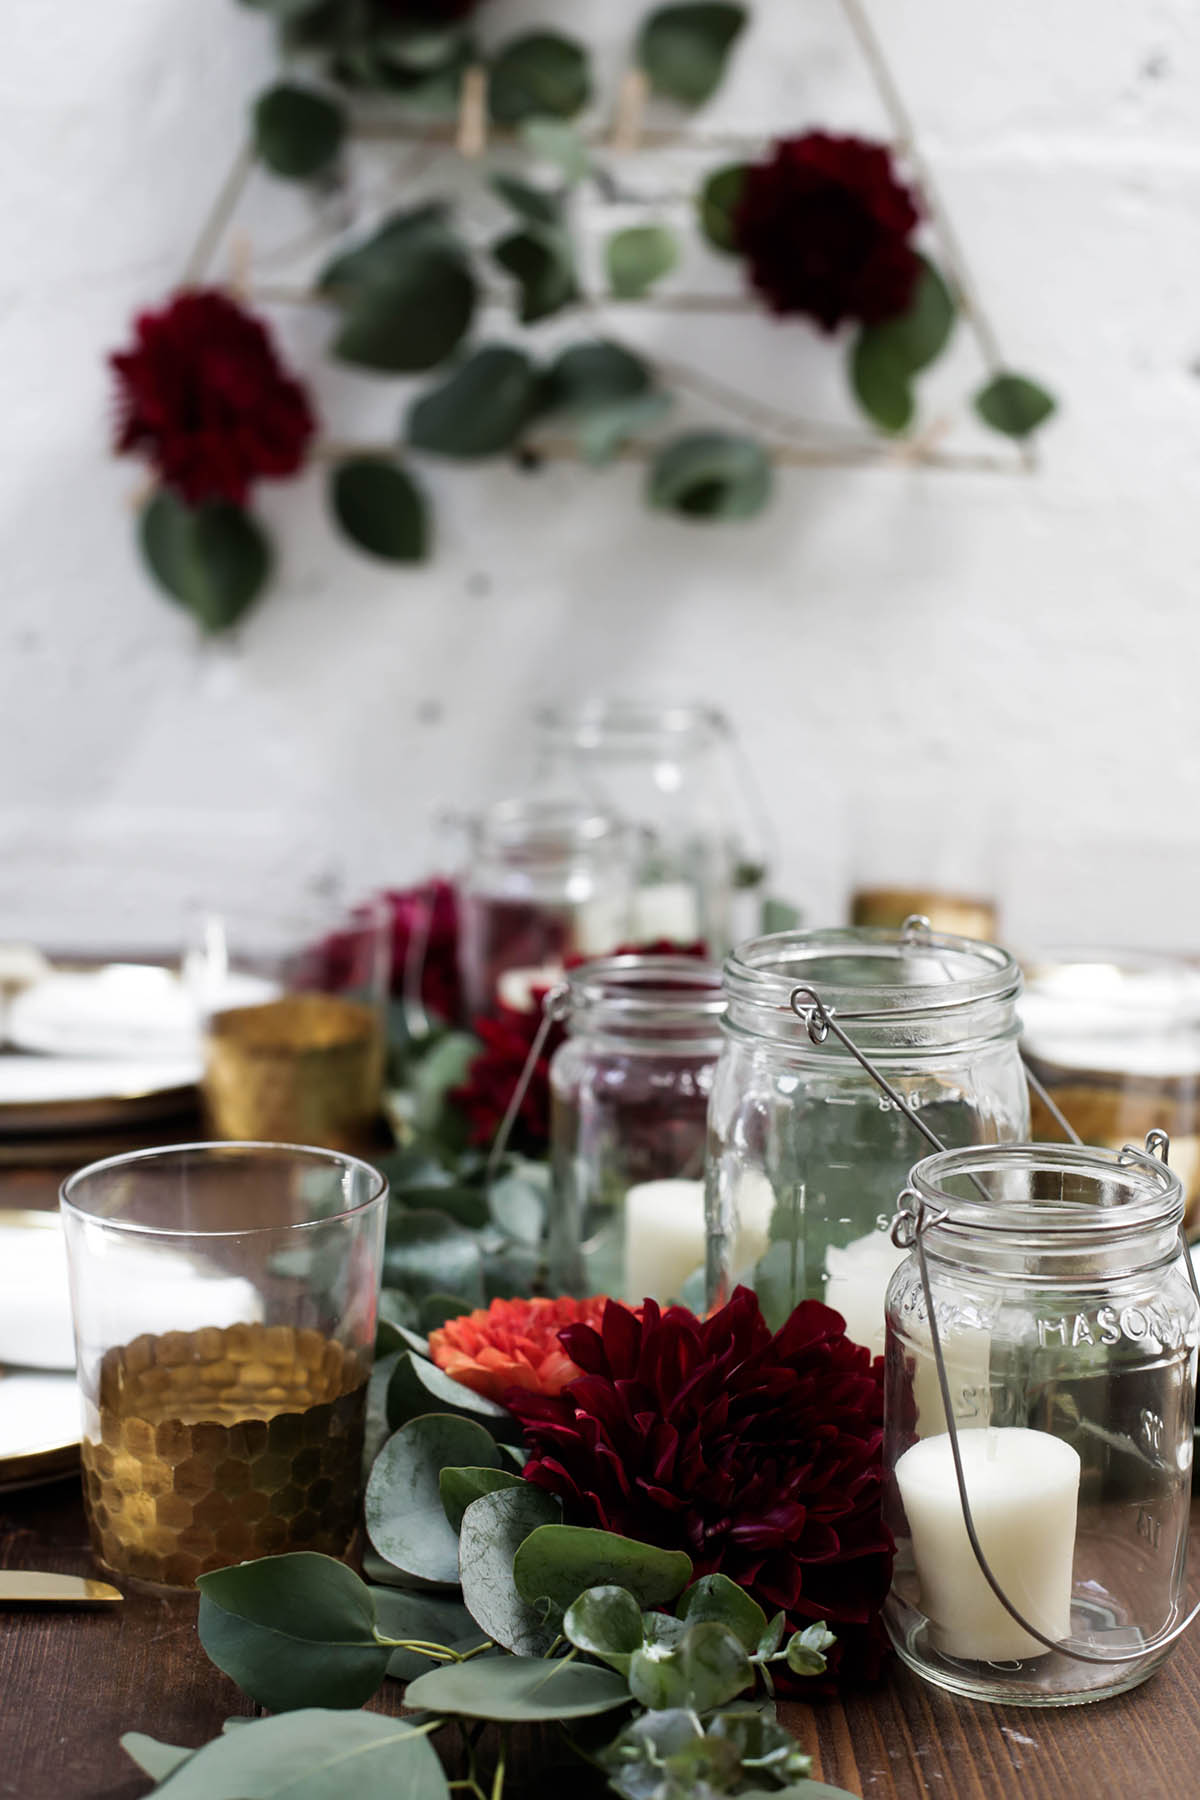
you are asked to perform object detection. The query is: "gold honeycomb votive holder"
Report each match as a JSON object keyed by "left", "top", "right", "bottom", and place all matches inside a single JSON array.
[
  {"left": 62, "top": 1143, "right": 388, "bottom": 1588},
  {"left": 203, "top": 993, "right": 384, "bottom": 1151}
]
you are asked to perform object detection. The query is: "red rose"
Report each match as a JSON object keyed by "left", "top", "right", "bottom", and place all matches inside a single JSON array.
[
  {"left": 734, "top": 132, "right": 921, "bottom": 332},
  {"left": 509, "top": 1287, "right": 893, "bottom": 1688},
  {"left": 111, "top": 289, "right": 316, "bottom": 506}
]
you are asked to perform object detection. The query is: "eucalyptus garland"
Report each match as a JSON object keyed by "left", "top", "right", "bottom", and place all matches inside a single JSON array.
[{"left": 109, "top": 0, "right": 1057, "bottom": 628}]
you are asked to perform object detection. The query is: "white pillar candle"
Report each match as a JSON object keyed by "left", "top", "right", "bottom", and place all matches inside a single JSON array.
[
  {"left": 624, "top": 1179, "right": 707, "bottom": 1304},
  {"left": 823, "top": 1228, "right": 909, "bottom": 1357},
  {"left": 496, "top": 964, "right": 564, "bottom": 1013},
  {"left": 895, "top": 1427, "right": 1081, "bottom": 1661},
  {"left": 630, "top": 882, "right": 701, "bottom": 944}
]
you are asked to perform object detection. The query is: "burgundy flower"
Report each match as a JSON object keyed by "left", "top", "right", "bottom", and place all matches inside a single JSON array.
[
  {"left": 385, "top": 880, "right": 463, "bottom": 1022},
  {"left": 508, "top": 1287, "right": 893, "bottom": 1686},
  {"left": 111, "top": 289, "right": 316, "bottom": 506},
  {"left": 734, "top": 132, "right": 921, "bottom": 332}
]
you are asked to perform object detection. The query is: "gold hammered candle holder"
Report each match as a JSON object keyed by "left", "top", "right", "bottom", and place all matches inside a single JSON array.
[{"left": 203, "top": 993, "right": 384, "bottom": 1150}]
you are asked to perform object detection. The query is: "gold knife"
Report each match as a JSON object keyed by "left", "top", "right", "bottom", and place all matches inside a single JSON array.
[{"left": 0, "top": 1571, "right": 122, "bottom": 1607}]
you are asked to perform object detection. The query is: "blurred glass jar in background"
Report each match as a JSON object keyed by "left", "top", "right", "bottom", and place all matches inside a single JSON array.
[
  {"left": 185, "top": 893, "right": 391, "bottom": 1151},
  {"left": 456, "top": 798, "right": 635, "bottom": 1018},
  {"left": 533, "top": 700, "right": 774, "bottom": 957},
  {"left": 847, "top": 786, "right": 1001, "bottom": 941},
  {"left": 1021, "top": 949, "right": 1200, "bottom": 1236},
  {"left": 706, "top": 927, "right": 1029, "bottom": 1334},
  {"left": 548, "top": 954, "right": 725, "bottom": 1306}
]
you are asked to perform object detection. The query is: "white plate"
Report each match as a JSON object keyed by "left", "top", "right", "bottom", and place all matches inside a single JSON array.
[
  {"left": 8, "top": 962, "right": 274, "bottom": 1061},
  {"left": 0, "top": 1054, "right": 202, "bottom": 1107}
]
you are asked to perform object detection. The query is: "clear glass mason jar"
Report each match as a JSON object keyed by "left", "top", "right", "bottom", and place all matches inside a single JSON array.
[
  {"left": 457, "top": 799, "right": 635, "bottom": 1017},
  {"left": 705, "top": 928, "right": 1028, "bottom": 1331},
  {"left": 548, "top": 954, "right": 725, "bottom": 1306},
  {"left": 533, "top": 700, "right": 773, "bottom": 956},
  {"left": 884, "top": 1141, "right": 1199, "bottom": 1706}
]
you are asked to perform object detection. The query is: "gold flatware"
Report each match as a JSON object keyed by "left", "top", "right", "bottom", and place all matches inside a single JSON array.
[{"left": 0, "top": 1570, "right": 122, "bottom": 1607}]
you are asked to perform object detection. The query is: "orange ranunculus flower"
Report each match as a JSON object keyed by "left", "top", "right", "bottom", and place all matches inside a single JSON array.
[{"left": 428, "top": 1295, "right": 610, "bottom": 1403}]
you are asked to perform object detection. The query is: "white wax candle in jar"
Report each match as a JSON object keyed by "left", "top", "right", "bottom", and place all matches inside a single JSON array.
[
  {"left": 823, "top": 1227, "right": 908, "bottom": 1357},
  {"left": 895, "top": 1427, "right": 1081, "bottom": 1662},
  {"left": 624, "top": 1178, "right": 707, "bottom": 1304},
  {"left": 630, "top": 882, "right": 701, "bottom": 945}
]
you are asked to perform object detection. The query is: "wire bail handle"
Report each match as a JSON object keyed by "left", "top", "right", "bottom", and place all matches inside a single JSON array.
[
  {"left": 789, "top": 972, "right": 1200, "bottom": 1668},
  {"left": 486, "top": 982, "right": 571, "bottom": 1180}
]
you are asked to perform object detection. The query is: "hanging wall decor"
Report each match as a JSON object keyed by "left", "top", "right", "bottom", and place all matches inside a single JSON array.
[{"left": 109, "top": 0, "right": 1057, "bottom": 629}]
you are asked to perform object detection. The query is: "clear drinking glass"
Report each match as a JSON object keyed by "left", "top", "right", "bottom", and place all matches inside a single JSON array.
[
  {"left": 533, "top": 700, "right": 773, "bottom": 956},
  {"left": 185, "top": 894, "right": 391, "bottom": 1149},
  {"left": 884, "top": 1141, "right": 1199, "bottom": 1706},
  {"left": 706, "top": 927, "right": 1028, "bottom": 1333},
  {"left": 547, "top": 954, "right": 725, "bottom": 1305},
  {"left": 62, "top": 1142, "right": 387, "bottom": 1587}
]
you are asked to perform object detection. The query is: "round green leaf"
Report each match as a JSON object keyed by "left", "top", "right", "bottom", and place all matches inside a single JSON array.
[
  {"left": 606, "top": 225, "right": 680, "bottom": 299},
  {"left": 563, "top": 1584, "right": 644, "bottom": 1672},
  {"left": 638, "top": 3, "right": 747, "bottom": 106},
  {"left": 490, "top": 173, "right": 563, "bottom": 228},
  {"left": 676, "top": 1618, "right": 754, "bottom": 1710},
  {"left": 520, "top": 119, "right": 591, "bottom": 183},
  {"left": 974, "top": 371, "right": 1056, "bottom": 438},
  {"left": 458, "top": 1485, "right": 562, "bottom": 1655},
  {"left": 196, "top": 1554, "right": 390, "bottom": 1713},
  {"left": 439, "top": 1464, "right": 524, "bottom": 1533},
  {"left": 850, "top": 332, "right": 915, "bottom": 433},
  {"left": 126, "top": 1709, "right": 449, "bottom": 1800},
  {"left": 857, "top": 256, "right": 955, "bottom": 375},
  {"left": 577, "top": 393, "right": 672, "bottom": 466},
  {"left": 331, "top": 243, "right": 477, "bottom": 373},
  {"left": 513, "top": 1523, "right": 692, "bottom": 1615},
  {"left": 698, "top": 163, "right": 748, "bottom": 253},
  {"left": 546, "top": 340, "right": 651, "bottom": 411},
  {"left": 493, "top": 227, "right": 579, "bottom": 323},
  {"left": 417, "top": 1290, "right": 479, "bottom": 1329},
  {"left": 677, "top": 1573, "right": 767, "bottom": 1654},
  {"left": 489, "top": 32, "right": 591, "bottom": 125},
  {"left": 486, "top": 1165, "right": 548, "bottom": 1245},
  {"left": 647, "top": 432, "right": 772, "bottom": 520},
  {"left": 408, "top": 346, "right": 538, "bottom": 459},
  {"left": 140, "top": 491, "right": 271, "bottom": 632},
  {"left": 385, "top": 1350, "right": 520, "bottom": 1438},
  {"left": 405, "top": 1654, "right": 629, "bottom": 1722},
  {"left": 253, "top": 83, "right": 345, "bottom": 179},
  {"left": 383, "top": 1209, "right": 483, "bottom": 1304},
  {"left": 370, "top": 1587, "right": 484, "bottom": 1681},
  {"left": 376, "top": 24, "right": 469, "bottom": 75},
  {"left": 365, "top": 1413, "right": 502, "bottom": 1585},
  {"left": 318, "top": 205, "right": 452, "bottom": 295},
  {"left": 330, "top": 458, "right": 429, "bottom": 563},
  {"left": 627, "top": 1643, "right": 690, "bottom": 1711},
  {"left": 121, "top": 1734, "right": 193, "bottom": 1782}
]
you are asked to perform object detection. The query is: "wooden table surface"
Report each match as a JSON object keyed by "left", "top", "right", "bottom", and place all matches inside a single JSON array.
[{"left": 2, "top": 1152, "right": 1198, "bottom": 1800}]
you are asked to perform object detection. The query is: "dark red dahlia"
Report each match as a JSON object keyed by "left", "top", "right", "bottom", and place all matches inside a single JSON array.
[
  {"left": 451, "top": 995, "right": 564, "bottom": 1155},
  {"left": 385, "top": 880, "right": 463, "bottom": 1021},
  {"left": 508, "top": 1287, "right": 893, "bottom": 1685},
  {"left": 734, "top": 132, "right": 921, "bottom": 332},
  {"left": 111, "top": 289, "right": 315, "bottom": 506}
]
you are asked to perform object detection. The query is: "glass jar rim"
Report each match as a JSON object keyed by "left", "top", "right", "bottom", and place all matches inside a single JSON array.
[
  {"left": 60, "top": 1140, "right": 389, "bottom": 1240},
  {"left": 565, "top": 953, "right": 725, "bottom": 1022},
  {"left": 724, "top": 926, "right": 1021, "bottom": 1021},
  {"left": 476, "top": 797, "right": 626, "bottom": 857},
  {"left": 534, "top": 698, "right": 729, "bottom": 752},
  {"left": 908, "top": 1140, "right": 1183, "bottom": 1243}
]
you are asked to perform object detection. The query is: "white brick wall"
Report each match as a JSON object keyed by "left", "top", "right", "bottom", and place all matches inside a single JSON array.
[{"left": 2, "top": 0, "right": 1198, "bottom": 952}]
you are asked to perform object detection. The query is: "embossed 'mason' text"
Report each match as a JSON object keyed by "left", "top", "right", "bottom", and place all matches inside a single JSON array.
[{"left": 1036, "top": 1303, "right": 1188, "bottom": 1352}]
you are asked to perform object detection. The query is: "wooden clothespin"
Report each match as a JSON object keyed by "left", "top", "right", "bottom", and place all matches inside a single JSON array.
[
  {"left": 611, "top": 66, "right": 649, "bottom": 153},
  {"left": 457, "top": 65, "right": 489, "bottom": 159}
]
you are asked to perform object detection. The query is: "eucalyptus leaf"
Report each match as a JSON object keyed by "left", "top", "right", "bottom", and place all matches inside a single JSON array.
[
  {"left": 677, "top": 1572, "right": 767, "bottom": 1654},
  {"left": 490, "top": 173, "right": 563, "bottom": 227},
  {"left": 647, "top": 432, "right": 772, "bottom": 520},
  {"left": 756, "top": 1610, "right": 786, "bottom": 1659},
  {"left": 521, "top": 118, "right": 591, "bottom": 182},
  {"left": 785, "top": 1620, "right": 836, "bottom": 1677},
  {"left": 140, "top": 492, "right": 270, "bottom": 633},
  {"left": 439, "top": 1463, "right": 524, "bottom": 1532},
  {"left": 404, "top": 1185, "right": 490, "bottom": 1229},
  {"left": 365, "top": 1413, "right": 502, "bottom": 1584},
  {"left": 386, "top": 1350, "right": 521, "bottom": 1438},
  {"left": 545, "top": 340, "right": 651, "bottom": 411},
  {"left": 458, "top": 1484, "right": 562, "bottom": 1655},
  {"left": 121, "top": 1734, "right": 194, "bottom": 1781},
  {"left": 494, "top": 227, "right": 579, "bottom": 323},
  {"left": 638, "top": 3, "right": 747, "bottom": 106},
  {"left": 698, "top": 163, "right": 747, "bottom": 253},
  {"left": 563, "top": 1584, "right": 644, "bottom": 1672},
  {"left": 408, "top": 1031, "right": 480, "bottom": 1134},
  {"left": 677, "top": 1618, "right": 754, "bottom": 1710},
  {"left": 253, "top": 82, "right": 345, "bottom": 179},
  {"left": 376, "top": 23, "right": 468, "bottom": 75},
  {"left": 576, "top": 393, "right": 672, "bottom": 466},
  {"left": 626, "top": 1643, "right": 689, "bottom": 1711},
  {"left": 142, "top": 1709, "right": 448, "bottom": 1800},
  {"left": 606, "top": 225, "right": 679, "bottom": 299},
  {"left": 974, "top": 371, "right": 1056, "bottom": 437},
  {"left": 856, "top": 256, "right": 955, "bottom": 376},
  {"left": 486, "top": 1165, "right": 548, "bottom": 1245},
  {"left": 331, "top": 244, "right": 476, "bottom": 373},
  {"left": 365, "top": 1347, "right": 403, "bottom": 1465},
  {"left": 370, "top": 1586, "right": 485, "bottom": 1681},
  {"left": 706, "top": 1709, "right": 814, "bottom": 1781},
  {"left": 489, "top": 32, "right": 591, "bottom": 125},
  {"left": 196, "top": 1554, "right": 390, "bottom": 1714},
  {"left": 330, "top": 457, "right": 428, "bottom": 563},
  {"left": 409, "top": 347, "right": 539, "bottom": 459},
  {"left": 513, "top": 1523, "right": 692, "bottom": 1615},
  {"left": 384, "top": 1210, "right": 484, "bottom": 1305},
  {"left": 418, "top": 1291, "right": 478, "bottom": 1330},
  {"left": 405, "top": 1654, "right": 628, "bottom": 1722},
  {"left": 850, "top": 333, "right": 915, "bottom": 433},
  {"left": 318, "top": 205, "right": 451, "bottom": 294}
]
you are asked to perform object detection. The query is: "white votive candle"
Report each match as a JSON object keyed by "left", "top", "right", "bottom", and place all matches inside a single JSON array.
[
  {"left": 630, "top": 882, "right": 701, "bottom": 945},
  {"left": 823, "top": 1227, "right": 908, "bottom": 1357},
  {"left": 895, "top": 1427, "right": 1081, "bottom": 1661},
  {"left": 624, "top": 1179, "right": 707, "bottom": 1303}
]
